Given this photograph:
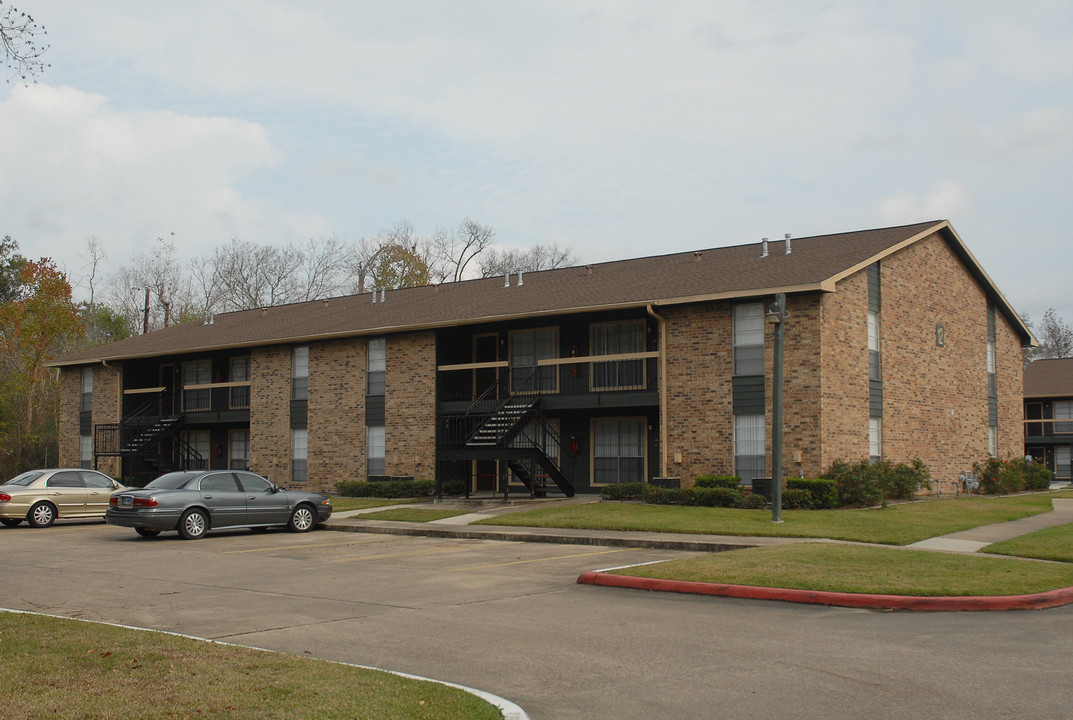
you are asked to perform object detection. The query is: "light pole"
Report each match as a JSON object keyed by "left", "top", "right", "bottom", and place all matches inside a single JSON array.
[{"left": 766, "top": 294, "right": 787, "bottom": 523}]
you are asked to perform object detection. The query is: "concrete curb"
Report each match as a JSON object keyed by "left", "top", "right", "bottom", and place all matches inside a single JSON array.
[{"left": 576, "top": 572, "right": 1073, "bottom": 611}]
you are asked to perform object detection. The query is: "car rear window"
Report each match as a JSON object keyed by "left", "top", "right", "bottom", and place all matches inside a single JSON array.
[
  {"left": 5, "top": 471, "right": 44, "bottom": 486},
  {"left": 146, "top": 473, "right": 197, "bottom": 489}
]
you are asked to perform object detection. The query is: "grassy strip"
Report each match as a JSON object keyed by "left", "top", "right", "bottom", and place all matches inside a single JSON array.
[
  {"left": 609, "top": 544, "right": 1073, "bottom": 596},
  {"left": 476, "top": 494, "right": 1058, "bottom": 545},
  {"left": 359, "top": 508, "right": 475, "bottom": 522},
  {"left": 0, "top": 613, "right": 500, "bottom": 720},
  {"left": 985, "top": 523, "right": 1073, "bottom": 563},
  {"left": 328, "top": 497, "right": 424, "bottom": 513}
]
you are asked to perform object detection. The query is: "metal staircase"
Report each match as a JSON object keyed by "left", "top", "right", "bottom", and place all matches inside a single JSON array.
[{"left": 447, "top": 387, "right": 575, "bottom": 497}]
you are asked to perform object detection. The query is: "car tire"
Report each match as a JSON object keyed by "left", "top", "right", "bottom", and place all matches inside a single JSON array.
[
  {"left": 135, "top": 527, "right": 161, "bottom": 538},
  {"left": 287, "top": 504, "right": 316, "bottom": 533},
  {"left": 28, "top": 502, "right": 57, "bottom": 528},
  {"left": 177, "top": 509, "right": 208, "bottom": 540}
]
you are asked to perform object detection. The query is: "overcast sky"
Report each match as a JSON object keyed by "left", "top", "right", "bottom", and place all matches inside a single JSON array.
[{"left": 3, "top": 1, "right": 1071, "bottom": 326}]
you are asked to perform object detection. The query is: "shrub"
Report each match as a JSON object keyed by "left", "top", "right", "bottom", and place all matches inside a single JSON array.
[
  {"left": 973, "top": 456, "right": 1054, "bottom": 494},
  {"left": 822, "top": 460, "right": 882, "bottom": 507},
  {"left": 335, "top": 479, "right": 435, "bottom": 498},
  {"left": 742, "top": 493, "right": 767, "bottom": 509},
  {"left": 786, "top": 478, "right": 838, "bottom": 509},
  {"left": 877, "top": 458, "right": 932, "bottom": 500},
  {"left": 694, "top": 475, "right": 743, "bottom": 490},
  {"left": 439, "top": 478, "right": 467, "bottom": 497},
  {"left": 601, "top": 482, "right": 646, "bottom": 501},
  {"left": 781, "top": 488, "right": 813, "bottom": 510},
  {"left": 687, "top": 487, "right": 745, "bottom": 508}
]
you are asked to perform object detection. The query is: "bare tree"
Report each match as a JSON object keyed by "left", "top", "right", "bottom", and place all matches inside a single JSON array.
[
  {"left": 427, "top": 218, "right": 495, "bottom": 284},
  {"left": 107, "top": 238, "right": 195, "bottom": 332},
  {"left": 1026, "top": 307, "right": 1073, "bottom": 363},
  {"left": 1, "top": 1, "right": 49, "bottom": 83},
  {"left": 291, "top": 236, "right": 351, "bottom": 302},
  {"left": 479, "top": 243, "right": 577, "bottom": 278}
]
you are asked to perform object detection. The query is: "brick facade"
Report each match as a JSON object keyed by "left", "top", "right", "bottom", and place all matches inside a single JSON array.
[
  {"left": 308, "top": 338, "right": 367, "bottom": 490},
  {"left": 57, "top": 367, "right": 81, "bottom": 468},
  {"left": 385, "top": 332, "right": 437, "bottom": 480},
  {"left": 57, "top": 364, "right": 121, "bottom": 477},
  {"left": 249, "top": 346, "right": 292, "bottom": 486},
  {"left": 662, "top": 303, "right": 734, "bottom": 484}
]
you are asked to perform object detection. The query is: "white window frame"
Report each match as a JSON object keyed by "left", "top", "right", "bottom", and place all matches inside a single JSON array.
[
  {"left": 182, "top": 360, "right": 212, "bottom": 412},
  {"left": 868, "top": 310, "right": 881, "bottom": 381},
  {"left": 591, "top": 320, "right": 646, "bottom": 391},
  {"left": 869, "top": 417, "right": 882, "bottom": 462},
  {"left": 1054, "top": 401, "right": 1073, "bottom": 435},
  {"left": 81, "top": 367, "right": 93, "bottom": 413},
  {"left": 367, "top": 425, "right": 386, "bottom": 477},
  {"left": 591, "top": 417, "right": 646, "bottom": 486},
  {"left": 510, "top": 327, "right": 558, "bottom": 393},
  {"left": 734, "top": 414, "right": 765, "bottom": 483},
  {"left": 292, "top": 346, "right": 309, "bottom": 400},
  {"left": 229, "top": 430, "right": 250, "bottom": 470},
  {"left": 291, "top": 428, "right": 308, "bottom": 483},
  {"left": 367, "top": 338, "right": 386, "bottom": 396},
  {"left": 733, "top": 304, "right": 764, "bottom": 376}
]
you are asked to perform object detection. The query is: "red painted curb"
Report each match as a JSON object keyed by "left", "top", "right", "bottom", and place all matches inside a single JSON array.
[{"left": 576, "top": 572, "right": 1073, "bottom": 611}]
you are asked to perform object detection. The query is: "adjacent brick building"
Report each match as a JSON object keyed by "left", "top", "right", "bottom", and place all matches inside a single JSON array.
[
  {"left": 1024, "top": 358, "right": 1073, "bottom": 482},
  {"left": 49, "top": 220, "right": 1033, "bottom": 496}
]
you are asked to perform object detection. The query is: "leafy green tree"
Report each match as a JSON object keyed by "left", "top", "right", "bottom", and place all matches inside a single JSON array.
[
  {"left": 0, "top": 256, "right": 84, "bottom": 475},
  {"left": 369, "top": 243, "right": 430, "bottom": 290}
]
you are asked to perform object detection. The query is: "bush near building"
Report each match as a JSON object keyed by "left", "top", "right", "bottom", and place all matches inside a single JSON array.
[
  {"left": 972, "top": 457, "right": 1054, "bottom": 495},
  {"left": 821, "top": 459, "right": 932, "bottom": 507}
]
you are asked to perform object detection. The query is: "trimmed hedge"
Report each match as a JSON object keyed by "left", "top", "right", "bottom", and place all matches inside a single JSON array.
[
  {"left": 336, "top": 479, "right": 436, "bottom": 498},
  {"left": 599, "top": 482, "right": 744, "bottom": 507},
  {"left": 694, "top": 475, "right": 743, "bottom": 490},
  {"left": 601, "top": 482, "right": 646, "bottom": 501},
  {"left": 786, "top": 478, "right": 838, "bottom": 509},
  {"left": 781, "top": 488, "right": 813, "bottom": 510}
]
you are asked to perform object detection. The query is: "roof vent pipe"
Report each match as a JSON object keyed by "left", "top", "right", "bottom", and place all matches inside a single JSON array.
[
  {"left": 504, "top": 272, "right": 510, "bottom": 288},
  {"left": 784, "top": 233, "right": 792, "bottom": 255},
  {"left": 371, "top": 289, "right": 378, "bottom": 304},
  {"left": 517, "top": 270, "right": 524, "bottom": 286},
  {"left": 761, "top": 238, "right": 769, "bottom": 258},
  {"left": 380, "top": 288, "right": 386, "bottom": 303}
]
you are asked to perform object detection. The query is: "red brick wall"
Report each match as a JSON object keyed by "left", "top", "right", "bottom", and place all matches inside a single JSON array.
[
  {"left": 249, "top": 346, "right": 292, "bottom": 486},
  {"left": 661, "top": 303, "right": 735, "bottom": 485},
  {"left": 57, "top": 367, "right": 81, "bottom": 468},
  {"left": 308, "top": 338, "right": 367, "bottom": 490},
  {"left": 385, "top": 332, "right": 437, "bottom": 480}
]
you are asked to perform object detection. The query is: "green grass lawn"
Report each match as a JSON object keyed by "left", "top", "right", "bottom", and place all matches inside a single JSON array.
[
  {"left": 985, "top": 522, "right": 1073, "bottom": 563},
  {"left": 610, "top": 543, "right": 1073, "bottom": 596},
  {"left": 359, "top": 508, "right": 474, "bottom": 522},
  {"left": 328, "top": 497, "right": 425, "bottom": 513},
  {"left": 476, "top": 494, "right": 1058, "bottom": 545},
  {"left": 0, "top": 613, "right": 500, "bottom": 720}
]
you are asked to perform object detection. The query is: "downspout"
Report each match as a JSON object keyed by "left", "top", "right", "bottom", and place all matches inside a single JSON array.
[{"left": 647, "top": 304, "right": 668, "bottom": 478}]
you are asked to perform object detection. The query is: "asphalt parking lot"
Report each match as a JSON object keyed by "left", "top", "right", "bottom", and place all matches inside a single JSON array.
[{"left": 4, "top": 521, "right": 1073, "bottom": 719}]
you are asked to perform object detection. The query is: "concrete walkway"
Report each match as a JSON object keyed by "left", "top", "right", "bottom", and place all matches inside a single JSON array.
[{"left": 325, "top": 494, "right": 1073, "bottom": 611}]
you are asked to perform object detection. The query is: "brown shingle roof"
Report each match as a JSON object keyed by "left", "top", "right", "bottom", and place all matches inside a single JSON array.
[
  {"left": 50, "top": 220, "right": 1031, "bottom": 366},
  {"left": 1024, "top": 358, "right": 1073, "bottom": 397}
]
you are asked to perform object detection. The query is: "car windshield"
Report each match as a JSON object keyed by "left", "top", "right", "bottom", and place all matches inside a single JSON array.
[
  {"left": 5, "top": 471, "right": 45, "bottom": 487},
  {"left": 145, "top": 472, "right": 198, "bottom": 490}
]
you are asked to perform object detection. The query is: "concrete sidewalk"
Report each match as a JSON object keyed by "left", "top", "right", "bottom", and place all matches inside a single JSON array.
[{"left": 325, "top": 495, "right": 1073, "bottom": 611}]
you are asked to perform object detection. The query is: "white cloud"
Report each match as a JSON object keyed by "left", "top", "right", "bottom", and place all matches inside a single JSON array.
[
  {"left": 878, "top": 181, "right": 973, "bottom": 225},
  {"left": 0, "top": 83, "right": 287, "bottom": 279}
]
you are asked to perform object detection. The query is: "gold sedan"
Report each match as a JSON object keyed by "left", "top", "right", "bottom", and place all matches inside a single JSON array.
[{"left": 0, "top": 469, "right": 125, "bottom": 528}]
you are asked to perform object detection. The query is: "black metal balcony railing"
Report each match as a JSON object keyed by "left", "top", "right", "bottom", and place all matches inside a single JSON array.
[
  {"left": 437, "top": 355, "right": 658, "bottom": 403},
  {"left": 180, "top": 383, "right": 252, "bottom": 413},
  {"left": 1024, "top": 417, "right": 1073, "bottom": 438}
]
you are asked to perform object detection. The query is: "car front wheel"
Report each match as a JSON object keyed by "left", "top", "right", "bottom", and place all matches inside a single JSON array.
[
  {"left": 1, "top": 517, "right": 22, "bottom": 527},
  {"left": 177, "top": 509, "right": 208, "bottom": 540},
  {"left": 287, "top": 504, "right": 316, "bottom": 533},
  {"left": 28, "top": 502, "right": 57, "bottom": 528}
]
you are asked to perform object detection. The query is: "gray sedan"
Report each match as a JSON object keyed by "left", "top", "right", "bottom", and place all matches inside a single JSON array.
[{"left": 107, "top": 470, "right": 332, "bottom": 539}]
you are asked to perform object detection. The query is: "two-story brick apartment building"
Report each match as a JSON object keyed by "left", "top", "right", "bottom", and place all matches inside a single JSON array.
[
  {"left": 1024, "top": 358, "right": 1073, "bottom": 482},
  {"left": 50, "top": 220, "right": 1032, "bottom": 496}
]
